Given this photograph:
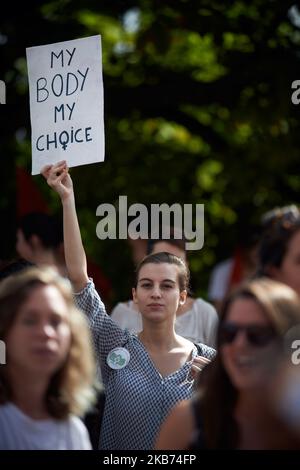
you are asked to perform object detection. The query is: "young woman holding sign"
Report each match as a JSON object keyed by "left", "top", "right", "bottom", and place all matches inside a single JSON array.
[{"left": 41, "top": 161, "right": 215, "bottom": 450}]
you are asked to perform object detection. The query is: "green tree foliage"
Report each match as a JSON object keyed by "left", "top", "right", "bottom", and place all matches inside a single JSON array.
[{"left": 1, "top": 0, "right": 300, "bottom": 302}]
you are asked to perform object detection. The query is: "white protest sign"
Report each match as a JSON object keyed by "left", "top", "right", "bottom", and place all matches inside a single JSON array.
[{"left": 26, "top": 35, "right": 104, "bottom": 175}]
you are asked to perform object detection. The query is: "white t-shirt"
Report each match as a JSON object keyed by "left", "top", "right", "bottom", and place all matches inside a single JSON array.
[
  {"left": 0, "top": 403, "right": 92, "bottom": 450},
  {"left": 208, "top": 258, "right": 233, "bottom": 302},
  {"left": 110, "top": 298, "right": 218, "bottom": 348}
]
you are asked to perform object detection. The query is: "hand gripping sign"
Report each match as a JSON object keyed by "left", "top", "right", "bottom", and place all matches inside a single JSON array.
[{"left": 26, "top": 35, "right": 104, "bottom": 175}]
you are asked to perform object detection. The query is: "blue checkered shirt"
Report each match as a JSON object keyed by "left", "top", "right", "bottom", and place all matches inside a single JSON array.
[{"left": 75, "top": 280, "right": 215, "bottom": 450}]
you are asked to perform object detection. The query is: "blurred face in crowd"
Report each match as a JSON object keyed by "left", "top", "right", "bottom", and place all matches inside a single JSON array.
[
  {"left": 271, "top": 230, "right": 300, "bottom": 296},
  {"left": 6, "top": 284, "right": 71, "bottom": 379},
  {"left": 220, "top": 297, "right": 278, "bottom": 393}
]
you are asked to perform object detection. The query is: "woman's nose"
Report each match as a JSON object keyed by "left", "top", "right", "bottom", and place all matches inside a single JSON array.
[
  {"left": 151, "top": 285, "right": 162, "bottom": 297},
  {"left": 38, "top": 323, "right": 56, "bottom": 338},
  {"left": 232, "top": 330, "right": 248, "bottom": 348}
]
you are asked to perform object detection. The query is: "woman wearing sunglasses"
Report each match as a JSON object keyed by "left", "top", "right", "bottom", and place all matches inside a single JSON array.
[{"left": 156, "top": 277, "right": 300, "bottom": 449}]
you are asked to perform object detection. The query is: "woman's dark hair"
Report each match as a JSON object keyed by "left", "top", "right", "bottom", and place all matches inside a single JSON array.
[
  {"left": 134, "top": 251, "right": 190, "bottom": 292},
  {"left": 146, "top": 226, "right": 187, "bottom": 255},
  {"left": 18, "top": 212, "right": 63, "bottom": 249},
  {"left": 257, "top": 205, "right": 300, "bottom": 277},
  {"left": 196, "top": 277, "right": 300, "bottom": 449},
  {"left": 147, "top": 238, "right": 186, "bottom": 256},
  {"left": 0, "top": 259, "right": 33, "bottom": 281}
]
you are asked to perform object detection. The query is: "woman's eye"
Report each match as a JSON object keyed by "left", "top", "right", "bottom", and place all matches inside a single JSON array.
[
  {"left": 141, "top": 283, "right": 151, "bottom": 288},
  {"left": 51, "top": 317, "right": 62, "bottom": 328},
  {"left": 162, "top": 284, "right": 173, "bottom": 289}
]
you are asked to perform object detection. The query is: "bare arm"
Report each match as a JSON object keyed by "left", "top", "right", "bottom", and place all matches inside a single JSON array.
[
  {"left": 155, "top": 400, "right": 195, "bottom": 450},
  {"left": 41, "top": 161, "right": 88, "bottom": 292}
]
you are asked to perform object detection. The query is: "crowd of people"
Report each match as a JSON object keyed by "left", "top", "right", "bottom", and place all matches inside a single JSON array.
[{"left": 0, "top": 160, "right": 300, "bottom": 450}]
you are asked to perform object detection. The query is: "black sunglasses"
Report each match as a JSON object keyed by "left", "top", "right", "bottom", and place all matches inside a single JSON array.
[{"left": 219, "top": 322, "right": 277, "bottom": 347}]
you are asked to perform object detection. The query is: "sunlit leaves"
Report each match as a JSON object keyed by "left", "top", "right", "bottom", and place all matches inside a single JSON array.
[{"left": 196, "top": 160, "right": 223, "bottom": 192}]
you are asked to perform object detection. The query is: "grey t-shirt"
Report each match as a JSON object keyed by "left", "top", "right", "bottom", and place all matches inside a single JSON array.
[{"left": 0, "top": 403, "right": 91, "bottom": 450}]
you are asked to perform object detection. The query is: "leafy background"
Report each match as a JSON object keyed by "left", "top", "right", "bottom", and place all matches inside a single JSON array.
[{"left": 1, "top": 0, "right": 300, "bottom": 307}]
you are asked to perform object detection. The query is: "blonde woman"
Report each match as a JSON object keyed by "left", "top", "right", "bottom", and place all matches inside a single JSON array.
[{"left": 0, "top": 267, "right": 97, "bottom": 449}]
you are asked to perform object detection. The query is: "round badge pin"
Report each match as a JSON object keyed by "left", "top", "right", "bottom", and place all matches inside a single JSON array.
[{"left": 106, "top": 347, "right": 130, "bottom": 370}]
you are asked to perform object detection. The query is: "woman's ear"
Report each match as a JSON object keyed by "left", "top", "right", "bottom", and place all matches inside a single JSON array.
[
  {"left": 30, "top": 234, "right": 42, "bottom": 250},
  {"left": 132, "top": 287, "right": 138, "bottom": 304},
  {"left": 179, "top": 289, "right": 187, "bottom": 305}
]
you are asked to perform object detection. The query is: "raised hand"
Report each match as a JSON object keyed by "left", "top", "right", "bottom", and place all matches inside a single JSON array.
[
  {"left": 41, "top": 159, "right": 88, "bottom": 290},
  {"left": 41, "top": 160, "right": 73, "bottom": 202}
]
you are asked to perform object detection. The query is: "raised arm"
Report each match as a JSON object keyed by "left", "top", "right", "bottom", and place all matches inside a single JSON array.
[{"left": 41, "top": 161, "right": 89, "bottom": 292}]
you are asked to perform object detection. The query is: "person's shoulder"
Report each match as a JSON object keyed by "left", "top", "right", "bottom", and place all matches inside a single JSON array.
[
  {"left": 0, "top": 402, "right": 11, "bottom": 411},
  {"left": 211, "top": 258, "right": 233, "bottom": 278},
  {"left": 68, "top": 415, "right": 88, "bottom": 431},
  {"left": 155, "top": 400, "right": 194, "bottom": 450},
  {"left": 214, "top": 258, "right": 233, "bottom": 270},
  {"left": 67, "top": 415, "right": 88, "bottom": 438},
  {"left": 0, "top": 402, "right": 12, "bottom": 420},
  {"left": 0, "top": 402, "right": 21, "bottom": 419},
  {"left": 68, "top": 415, "right": 91, "bottom": 447},
  {"left": 194, "top": 298, "right": 218, "bottom": 318},
  {"left": 110, "top": 300, "right": 135, "bottom": 317},
  {"left": 177, "top": 334, "right": 195, "bottom": 351},
  {"left": 194, "top": 297, "right": 216, "bottom": 311}
]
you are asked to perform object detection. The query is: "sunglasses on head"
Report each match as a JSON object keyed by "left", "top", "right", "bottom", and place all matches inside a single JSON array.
[{"left": 219, "top": 322, "right": 277, "bottom": 347}]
